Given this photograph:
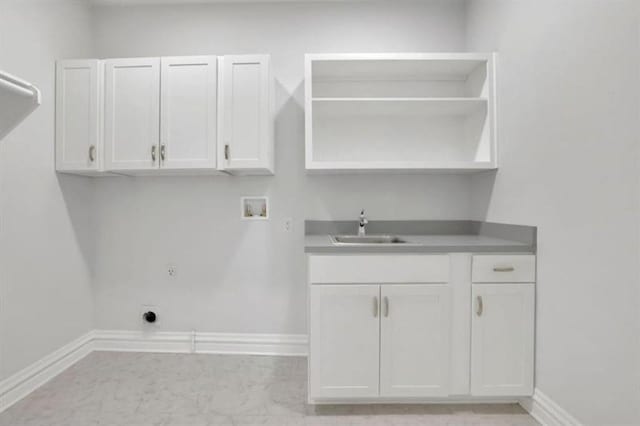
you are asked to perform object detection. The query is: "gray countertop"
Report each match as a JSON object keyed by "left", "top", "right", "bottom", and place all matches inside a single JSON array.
[{"left": 304, "top": 234, "right": 534, "bottom": 254}]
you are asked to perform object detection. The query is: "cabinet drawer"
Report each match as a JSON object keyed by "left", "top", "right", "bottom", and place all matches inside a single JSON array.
[
  {"left": 472, "top": 255, "right": 535, "bottom": 283},
  {"left": 309, "top": 255, "right": 449, "bottom": 284}
]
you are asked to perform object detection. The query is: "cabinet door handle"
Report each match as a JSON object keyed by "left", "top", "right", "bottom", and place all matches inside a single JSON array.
[
  {"left": 476, "top": 296, "right": 483, "bottom": 316},
  {"left": 224, "top": 144, "right": 230, "bottom": 160},
  {"left": 383, "top": 296, "right": 389, "bottom": 317},
  {"left": 373, "top": 297, "right": 379, "bottom": 318},
  {"left": 88, "top": 145, "right": 96, "bottom": 162},
  {"left": 160, "top": 144, "right": 166, "bottom": 162},
  {"left": 493, "top": 266, "right": 515, "bottom": 272},
  {"left": 151, "top": 145, "right": 157, "bottom": 162}
]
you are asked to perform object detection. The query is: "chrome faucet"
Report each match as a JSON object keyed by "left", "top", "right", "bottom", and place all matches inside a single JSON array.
[{"left": 358, "top": 209, "right": 369, "bottom": 236}]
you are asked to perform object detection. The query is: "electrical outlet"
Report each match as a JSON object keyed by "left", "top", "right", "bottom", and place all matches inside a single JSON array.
[{"left": 167, "top": 265, "right": 176, "bottom": 277}]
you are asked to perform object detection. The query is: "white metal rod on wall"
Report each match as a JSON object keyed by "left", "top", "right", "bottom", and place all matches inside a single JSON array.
[{"left": 0, "top": 70, "right": 41, "bottom": 141}]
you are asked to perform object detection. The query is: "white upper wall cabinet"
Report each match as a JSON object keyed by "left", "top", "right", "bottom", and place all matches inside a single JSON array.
[
  {"left": 104, "top": 57, "right": 161, "bottom": 172},
  {"left": 304, "top": 53, "right": 497, "bottom": 173},
  {"left": 160, "top": 56, "right": 218, "bottom": 170},
  {"left": 218, "top": 55, "right": 274, "bottom": 175},
  {"left": 55, "top": 60, "right": 103, "bottom": 174},
  {"left": 57, "top": 54, "right": 273, "bottom": 176}
]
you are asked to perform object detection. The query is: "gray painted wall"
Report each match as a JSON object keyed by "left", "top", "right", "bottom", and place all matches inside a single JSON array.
[
  {"left": 0, "top": 0, "right": 95, "bottom": 380},
  {"left": 466, "top": 1, "right": 640, "bottom": 424},
  {"left": 90, "top": 0, "right": 472, "bottom": 334}
]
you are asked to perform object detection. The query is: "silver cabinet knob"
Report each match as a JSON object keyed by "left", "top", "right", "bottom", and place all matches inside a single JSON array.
[
  {"left": 476, "top": 296, "right": 483, "bottom": 316},
  {"left": 151, "top": 145, "right": 157, "bottom": 162},
  {"left": 373, "top": 296, "right": 379, "bottom": 318}
]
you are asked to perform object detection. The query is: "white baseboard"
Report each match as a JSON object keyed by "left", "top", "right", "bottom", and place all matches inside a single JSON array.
[
  {"left": 92, "top": 330, "right": 308, "bottom": 356},
  {"left": 197, "top": 332, "right": 308, "bottom": 356},
  {"left": 520, "top": 389, "right": 582, "bottom": 426},
  {"left": 92, "top": 330, "right": 195, "bottom": 353},
  {"left": 0, "top": 331, "right": 94, "bottom": 413}
]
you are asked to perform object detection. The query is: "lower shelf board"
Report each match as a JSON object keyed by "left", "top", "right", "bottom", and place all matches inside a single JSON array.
[{"left": 305, "top": 161, "right": 498, "bottom": 173}]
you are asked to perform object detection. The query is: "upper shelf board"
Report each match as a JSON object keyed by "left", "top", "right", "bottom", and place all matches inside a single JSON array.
[{"left": 308, "top": 53, "right": 493, "bottom": 82}]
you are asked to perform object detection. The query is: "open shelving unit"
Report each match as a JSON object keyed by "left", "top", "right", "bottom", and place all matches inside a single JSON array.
[{"left": 304, "top": 53, "right": 497, "bottom": 172}]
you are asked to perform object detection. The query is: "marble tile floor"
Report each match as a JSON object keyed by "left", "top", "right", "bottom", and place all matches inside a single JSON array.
[{"left": 0, "top": 352, "right": 540, "bottom": 426}]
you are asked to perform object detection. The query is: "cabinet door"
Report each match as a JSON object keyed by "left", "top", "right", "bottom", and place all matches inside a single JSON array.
[
  {"left": 471, "top": 284, "right": 535, "bottom": 396},
  {"left": 55, "top": 60, "right": 102, "bottom": 172},
  {"left": 309, "top": 285, "right": 380, "bottom": 399},
  {"left": 218, "top": 55, "right": 273, "bottom": 174},
  {"left": 380, "top": 285, "right": 451, "bottom": 397},
  {"left": 160, "top": 56, "right": 217, "bottom": 170},
  {"left": 104, "top": 57, "right": 160, "bottom": 171}
]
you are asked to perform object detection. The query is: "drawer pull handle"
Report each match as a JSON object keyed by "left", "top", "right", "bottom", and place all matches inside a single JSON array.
[
  {"left": 384, "top": 296, "right": 389, "bottom": 317},
  {"left": 493, "top": 266, "right": 515, "bottom": 272},
  {"left": 89, "top": 145, "right": 96, "bottom": 162},
  {"left": 151, "top": 145, "right": 157, "bottom": 162},
  {"left": 373, "top": 297, "right": 379, "bottom": 318},
  {"left": 476, "top": 296, "right": 483, "bottom": 316}
]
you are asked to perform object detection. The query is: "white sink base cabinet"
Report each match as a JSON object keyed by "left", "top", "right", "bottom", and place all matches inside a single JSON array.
[
  {"left": 307, "top": 253, "right": 535, "bottom": 404},
  {"left": 471, "top": 283, "right": 535, "bottom": 396},
  {"left": 379, "top": 284, "right": 451, "bottom": 398},
  {"left": 309, "top": 284, "right": 380, "bottom": 399}
]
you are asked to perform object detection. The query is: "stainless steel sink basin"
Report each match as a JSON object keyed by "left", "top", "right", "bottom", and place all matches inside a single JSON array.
[{"left": 330, "top": 235, "right": 408, "bottom": 245}]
